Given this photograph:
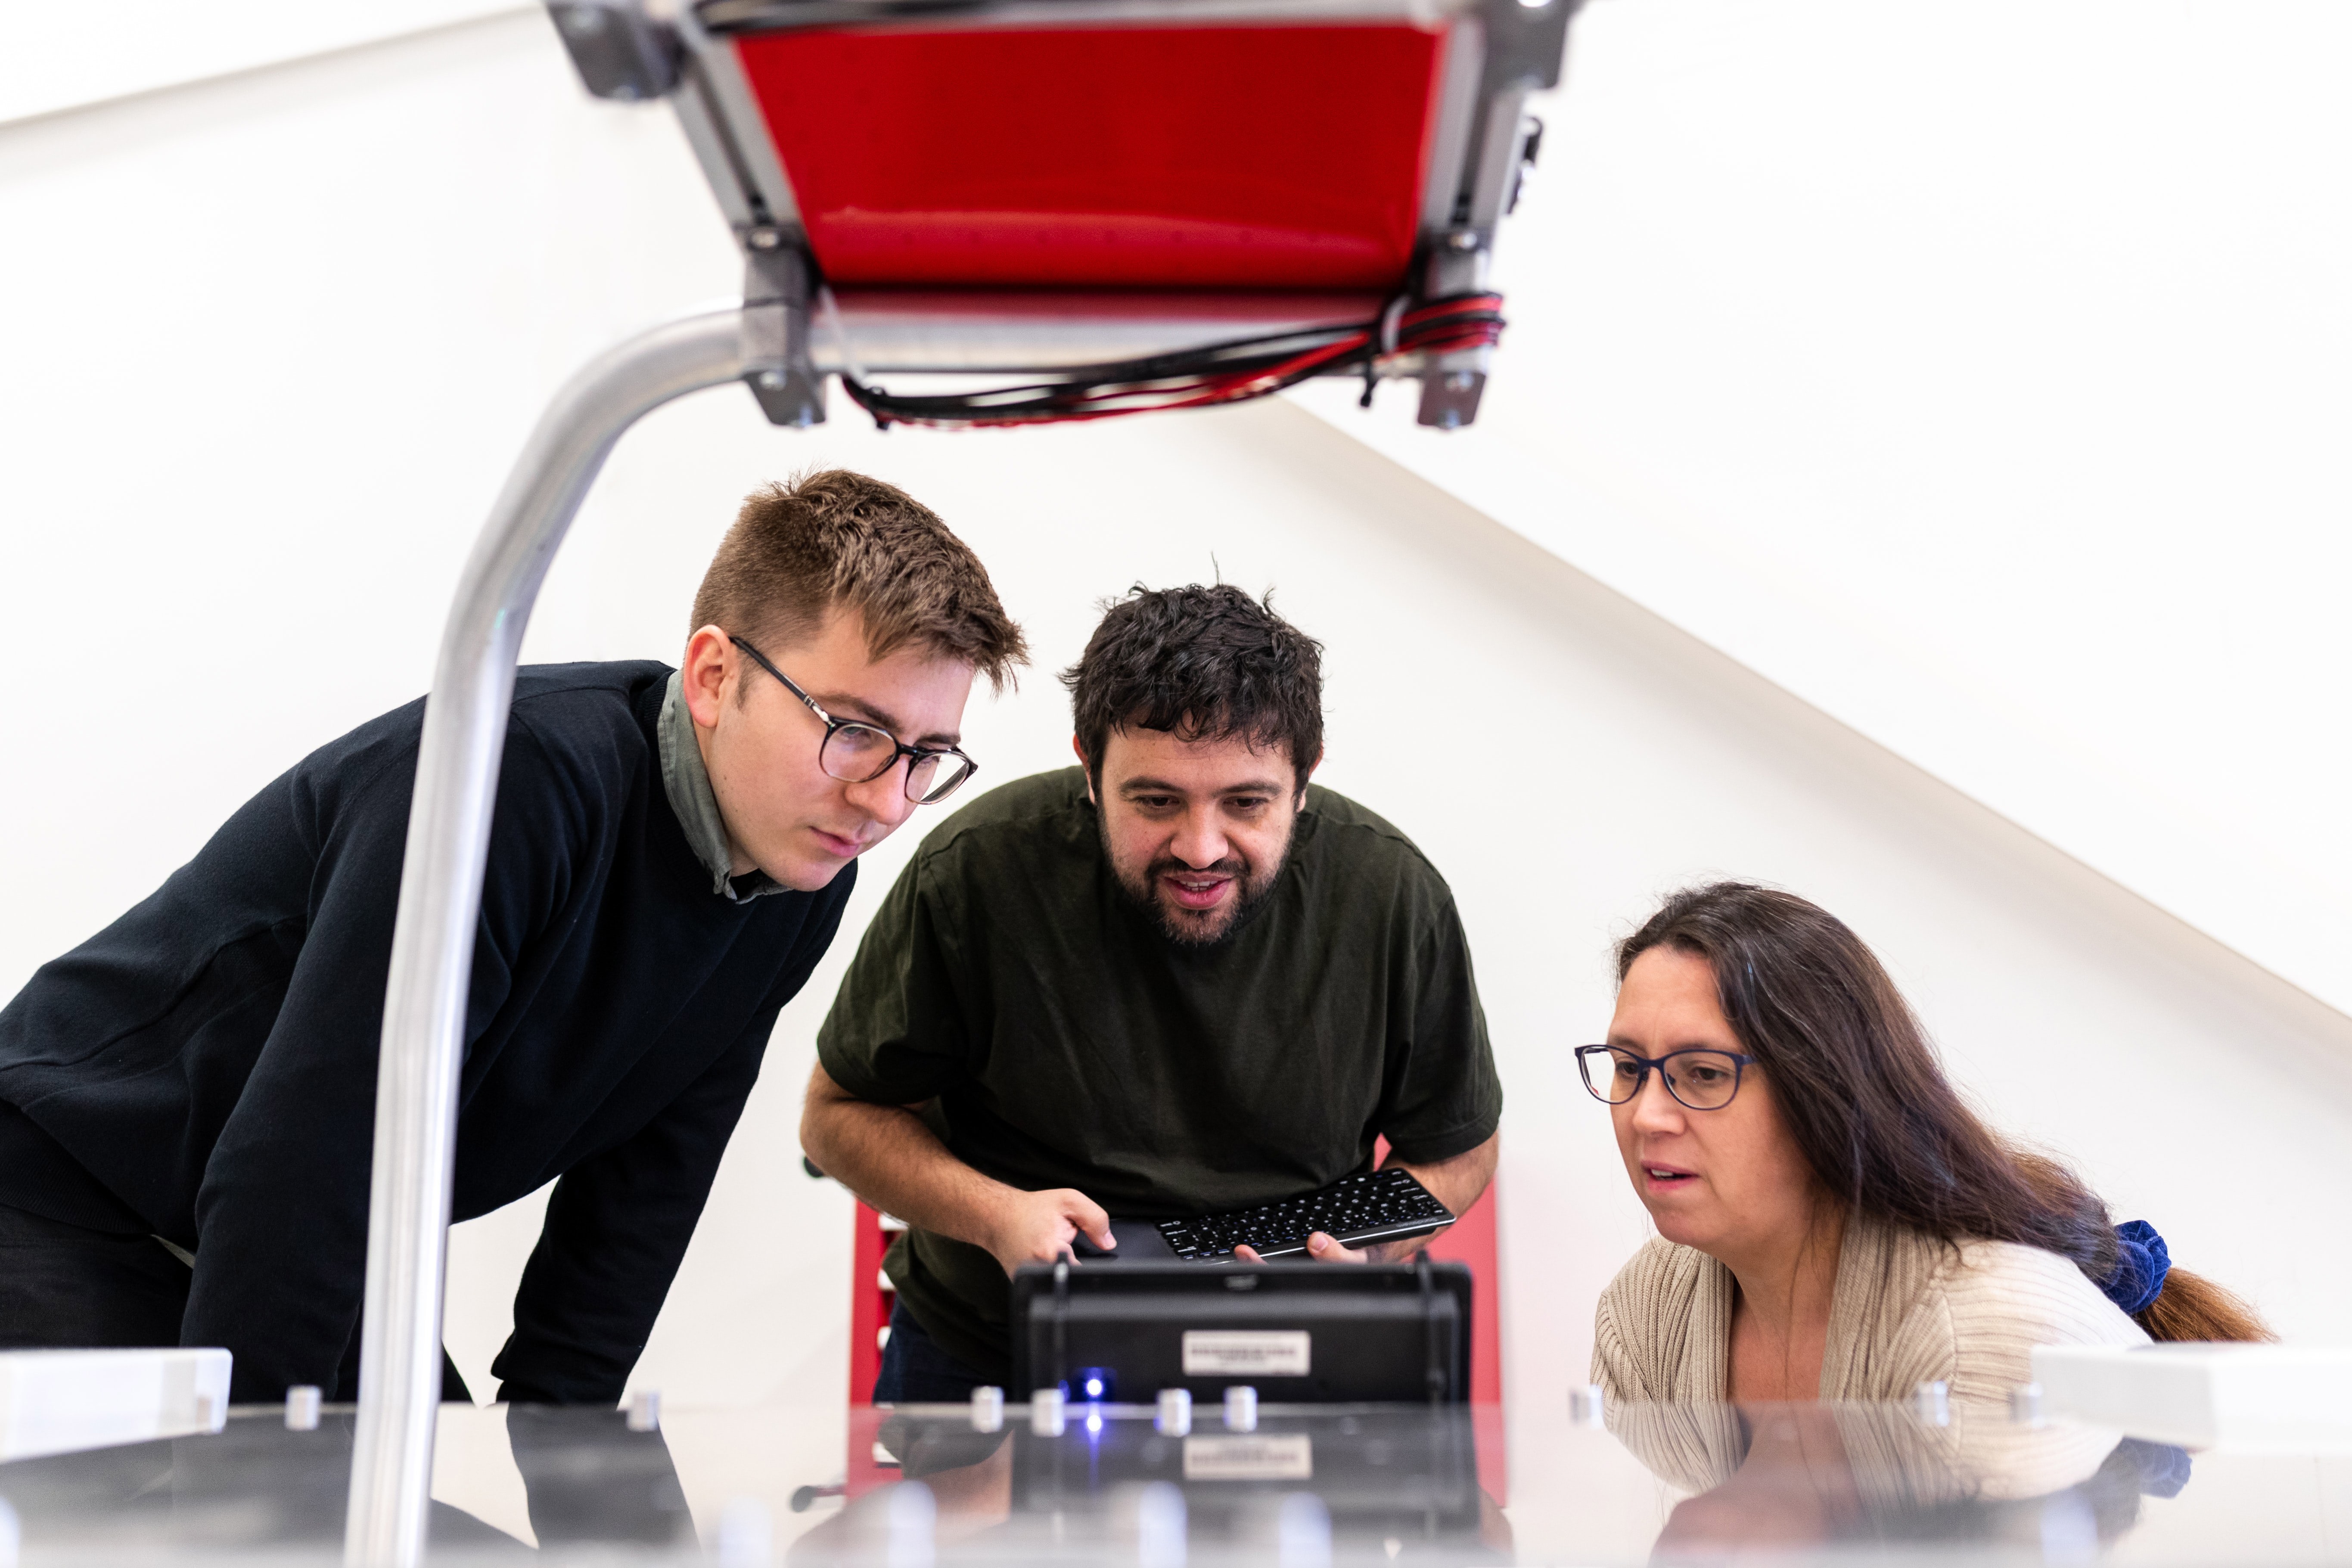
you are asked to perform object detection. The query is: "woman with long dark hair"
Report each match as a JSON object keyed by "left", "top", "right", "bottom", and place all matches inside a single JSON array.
[{"left": 1587, "top": 883, "right": 2267, "bottom": 1404}]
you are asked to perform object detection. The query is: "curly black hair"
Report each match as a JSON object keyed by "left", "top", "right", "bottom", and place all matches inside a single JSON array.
[{"left": 1060, "top": 584, "right": 1324, "bottom": 792}]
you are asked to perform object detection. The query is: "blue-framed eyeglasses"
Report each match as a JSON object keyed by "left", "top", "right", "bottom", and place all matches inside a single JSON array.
[{"left": 1576, "top": 1044, "right": 1755, "bottom": 1112}]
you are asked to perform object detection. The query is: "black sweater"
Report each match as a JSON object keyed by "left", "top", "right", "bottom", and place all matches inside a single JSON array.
[{"left": 0, "top": 662, "right": 852, "bottom": 1403}]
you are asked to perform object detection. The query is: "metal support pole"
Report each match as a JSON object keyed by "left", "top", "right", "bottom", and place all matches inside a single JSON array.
[{"left": 343, "top": 307, "right": 760, "bottom": 1568}]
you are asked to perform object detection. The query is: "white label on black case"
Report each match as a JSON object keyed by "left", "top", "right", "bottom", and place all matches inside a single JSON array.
[
  {"left": 1183, "top": 1434, "right": 1314, "bottom": 1480},
  {"left": 1181, "top": 1329, "right": 1311, "bottom": 1376}
]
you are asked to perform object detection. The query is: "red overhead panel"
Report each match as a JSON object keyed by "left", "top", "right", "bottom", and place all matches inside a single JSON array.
[{"left": 733, "top": 24, "right": 1451, "bottom": 289}]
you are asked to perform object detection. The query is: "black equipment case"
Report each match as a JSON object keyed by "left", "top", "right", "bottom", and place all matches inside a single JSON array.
[{"left": 1009, "top": 1260, "right": 1473, "bottom": 1405}]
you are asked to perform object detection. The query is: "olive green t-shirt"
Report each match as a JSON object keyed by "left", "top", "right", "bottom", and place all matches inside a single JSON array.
[{"left": 816, "top": 767, "right": 1501, "bottom": 1379}]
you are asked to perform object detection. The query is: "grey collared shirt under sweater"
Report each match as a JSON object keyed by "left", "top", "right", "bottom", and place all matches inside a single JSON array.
[{"left": 659, "top": 669, "right": 786, "bottom": 902}]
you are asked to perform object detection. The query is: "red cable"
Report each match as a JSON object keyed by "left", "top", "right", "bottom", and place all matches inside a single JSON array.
[{"left": 843, "top": 293, "right": 1502, "bottom": 430}]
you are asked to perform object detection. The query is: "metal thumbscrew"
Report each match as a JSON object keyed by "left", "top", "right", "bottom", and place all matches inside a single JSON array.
[
  {"left": 626, "top": 1389, "right": 661, "bottom": 1432},
  {"left": 1030, "top": 1387, "right": 1065, "bottom": 1437},
  {"left": 1155, "top": 1388, "right": 1193, "bottom": 1437},
  {"left": 1914, "top": 1380, "right": 1951, "bottom": 1427},
  {"left": 969, "top": 1385, "right": 1005, "bottom": 1434},
  {"left": 1223, "top": 1385, "right": 1258, "bottom": 1433},
  {"left": 1567, "top": 1384, "right": 1604, "bottom": 1427},
  {"left": 285, "top": 1385, "right": 323, "bottom": 1431},
  {"left": 2011, "top": 1382, "right": 2046, "bottom": 1426}
]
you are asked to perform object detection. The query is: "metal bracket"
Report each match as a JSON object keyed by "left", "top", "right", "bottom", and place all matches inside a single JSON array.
[
  {"left": 545, "top": 0, "right": 681, "bottom": 101},
  {"left": 740, "top": 245, "right": 826, "bottom": 427},
  {"left": 1413, "top": 226, "right": 1501, "bottom": 429},
  {"left": 1481, "top": 0, "right": 1578, "bottom": 97},
  {"left": 1416, "top": 358, "right": 1489, "bottom": 431},
  {"left": 1407, "top": 0, "right": 1575, "bottom": 426}
]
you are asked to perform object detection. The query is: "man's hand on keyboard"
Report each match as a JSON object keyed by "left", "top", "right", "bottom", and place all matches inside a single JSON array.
[
  {"left": 1230, "top": 1230, "right": 1434, "bottom": 1264},
  {"left": 984, "top": 1187, "right": 1115, "bottom": 1276},
  {"left": 1234, "top": 1231, "right": 1371, "bottom": 1265}
]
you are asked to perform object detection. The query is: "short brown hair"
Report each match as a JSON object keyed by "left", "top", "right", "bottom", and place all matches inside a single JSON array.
[{"left": 691, "top": 470, "right": 1026, "bottom": 690}]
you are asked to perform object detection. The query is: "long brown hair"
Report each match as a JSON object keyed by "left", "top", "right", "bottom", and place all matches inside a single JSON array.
[{"left": 1619, "top": 883, "right": 2269, "bottom": 1342}]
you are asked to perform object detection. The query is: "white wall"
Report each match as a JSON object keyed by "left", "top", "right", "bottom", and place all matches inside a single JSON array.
[
  {"left": 3, "top": 1, "right": 2347, "bottom": 1476},
  {"left": 0, "top": 1, "right": 529, "bottom": 126},
  {"left": 1314, "top": 0, "right": 2352, "bottom": 1015}
]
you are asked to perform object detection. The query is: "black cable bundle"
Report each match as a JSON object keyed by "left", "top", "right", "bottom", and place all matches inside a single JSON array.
[{"left": 836, "top": 292, "right": 1504, "bottom": 430}]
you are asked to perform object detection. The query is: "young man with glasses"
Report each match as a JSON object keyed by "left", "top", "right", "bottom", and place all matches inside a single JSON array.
[
  {"left": 804, "top": 584, "right": 1502, "bottom": 1400},
  {"left": 0, "top": 470, "right": 1023, "bottom": 1406}
]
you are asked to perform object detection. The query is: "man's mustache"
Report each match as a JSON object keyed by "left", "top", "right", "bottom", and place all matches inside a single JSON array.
[{"left": 1146, "top": 856, "right": 1249, "bottom": 883}]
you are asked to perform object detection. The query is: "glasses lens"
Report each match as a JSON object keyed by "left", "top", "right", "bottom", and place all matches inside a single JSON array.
[
  {"left": 1580, "top": 1047, "right": 1644, "bottom": 1104},
  {"left": 908, "top": 751, "right": 974, "bottom": 805},
  {"left": 820, "top": 723, "right": 899, "bottom": 784},
  {"left": 1663, "top": 1051, "right": 1743, "bottom": 1110}
]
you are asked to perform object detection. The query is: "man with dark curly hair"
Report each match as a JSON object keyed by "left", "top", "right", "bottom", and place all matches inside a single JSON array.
[{"left": 805, "top": 584, "right": 1501, "bottom": 1399}]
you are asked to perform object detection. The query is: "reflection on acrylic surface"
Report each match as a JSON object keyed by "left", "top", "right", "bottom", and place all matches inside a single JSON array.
[
  {"left": 1612, "top": 1399, "right": 2189, "bottom": 1563},
  {"left": 0, "top": 1395, "right": 2241, "bottom": 1567},
  {"left": 789, "top": 1406, "right": 1510, "bottom": 1566}
]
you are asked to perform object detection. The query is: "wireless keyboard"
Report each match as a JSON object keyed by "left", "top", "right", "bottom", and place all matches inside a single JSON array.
[{"left": 1154, "top": 1168, "right": 1455, "bottom": 1262}]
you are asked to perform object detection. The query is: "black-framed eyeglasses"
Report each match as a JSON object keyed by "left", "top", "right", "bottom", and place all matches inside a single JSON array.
[
  {"left": 726, "top": 633, "right": 978, "bottom": 806},
  {"left": 1576, "top": 1044, "right": 1756, "bottom": 1112}
]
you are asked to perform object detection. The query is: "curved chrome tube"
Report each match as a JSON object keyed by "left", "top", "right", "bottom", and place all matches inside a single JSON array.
[{"left": 344, "top": 307, "right": 755, "bottom": 1568}]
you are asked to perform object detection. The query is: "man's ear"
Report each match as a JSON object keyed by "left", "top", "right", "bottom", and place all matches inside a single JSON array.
[
  {"left": 1295, "top": 745, "right": 1326, "bottom": 808},
  {"left": 1072, "top": 735, "right": 1095, "bottom": 804},
  {"left": 682, "top": 626, "right": 733, "bottom": 731}
]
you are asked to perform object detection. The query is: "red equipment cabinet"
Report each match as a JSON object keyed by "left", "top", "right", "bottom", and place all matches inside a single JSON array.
[
  {"left": 546, "top": 0, "right": 1579, "bottom": 428},
  {"left": 848, "top": 1200, "right": 896, "bottom": 1410},
  {"left": 732, "top": 24, "right": 1454, "bottom": 290}
]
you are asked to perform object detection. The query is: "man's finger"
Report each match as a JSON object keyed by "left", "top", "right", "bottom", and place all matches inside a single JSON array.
[
  {"left": 1306, "top": 1231, "right": 1368, "bottom": 1264},
  {"left": 1232, "top": 1245, "right": 1266, "bottom": 1265},
  {"left": 1066, "top": 1192, "right": 1115, "bottom": 1250}
]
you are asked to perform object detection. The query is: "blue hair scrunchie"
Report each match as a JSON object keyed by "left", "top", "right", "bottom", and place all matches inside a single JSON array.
[
  {"left": 2101, "top": 1220, "right": 2171, "bottom": 1316},
  {"left": 2113, "top": 1438, "right": 2194, "bottom": 1499}
]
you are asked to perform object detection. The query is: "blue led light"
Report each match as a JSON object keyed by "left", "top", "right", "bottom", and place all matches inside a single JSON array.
[{"left": 1084, "top": 1377, "right": 1104, "bottom": 1398}]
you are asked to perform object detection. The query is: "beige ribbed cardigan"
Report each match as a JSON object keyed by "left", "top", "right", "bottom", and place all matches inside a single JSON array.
[{"left": 1591, "top": 1210, "right": 2150, "bottom": 1407}]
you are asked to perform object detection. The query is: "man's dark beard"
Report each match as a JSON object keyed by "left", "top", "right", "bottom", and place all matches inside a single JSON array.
[{"left": 1100, "top": 819, "right": 1289, "bottom": 949}]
